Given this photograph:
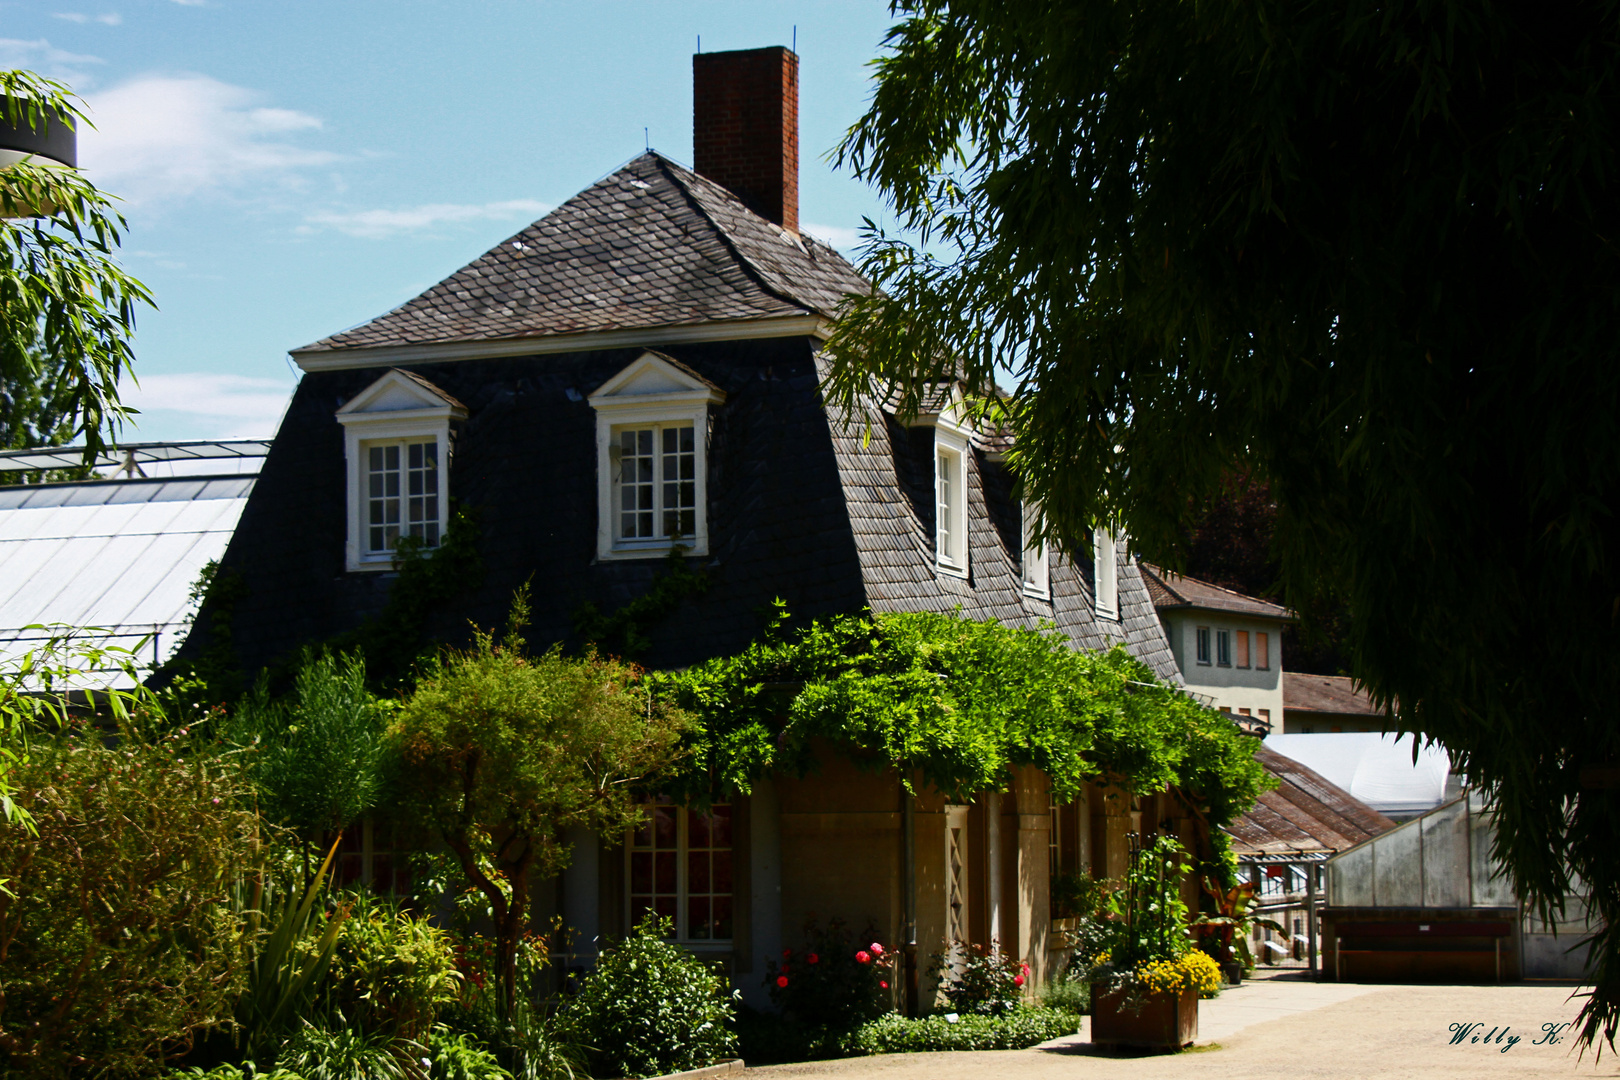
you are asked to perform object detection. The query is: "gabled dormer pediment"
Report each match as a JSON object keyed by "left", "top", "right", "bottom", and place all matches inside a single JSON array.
[
  {"left": 336, "top": 369, "right": 468, "bottom": 426},
  {"left": 587, "top": 351, "right": 726, "bottom": 413}
]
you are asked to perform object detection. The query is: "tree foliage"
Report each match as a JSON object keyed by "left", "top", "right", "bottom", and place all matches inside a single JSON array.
[
  {"left": 0, "top": 70, "right": 153, "bottom": 462},
  {"left": 387, "top": 591, "right": 689, "bottom": 1013},
  {"left": 829, "top": 0, "right": 1620, "bottom": 1047},
  {"left": 0, "top": 722, "right": 261, "bottom": 1077},
  {"left": 661, "top": 607, "right": 1269, "bottom": 843}
]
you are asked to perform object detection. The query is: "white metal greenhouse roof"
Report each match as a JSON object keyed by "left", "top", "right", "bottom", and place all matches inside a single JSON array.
[
  {"left": 0, "top": 450, "right": 261, "bottom": 685},
  {"left": 1264, "top": 732, "right": 1453, "bottom": 817}
]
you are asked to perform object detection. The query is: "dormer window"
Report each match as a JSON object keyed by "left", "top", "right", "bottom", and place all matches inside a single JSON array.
[
  {"left": 589, "top": 351, "right": 725, "bottom": 561},
  {"left": 1021, "top": 500, "right": 1050, "bottom": 599},
  {"left": 1094, "top": 526, "right": 1119, "bottom": 620},
  {"left": 336, "top": 369, "right": 466, "bottom": 572}
]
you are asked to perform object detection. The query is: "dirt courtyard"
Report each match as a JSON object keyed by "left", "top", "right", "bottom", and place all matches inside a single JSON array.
[{"left": 747, "top": 975, "right": 1615, "bottom": 1080}]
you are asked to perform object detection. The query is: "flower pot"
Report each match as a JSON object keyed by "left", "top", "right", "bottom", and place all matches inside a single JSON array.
[
  {"left": 1221, "top": 960, "right": 1244, "bottom": 985},
  {"left": 1089, "top": 984, "right": 1198, "bottom": 1050}
]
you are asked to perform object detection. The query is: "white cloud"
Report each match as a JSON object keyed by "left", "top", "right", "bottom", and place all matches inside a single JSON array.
[
  {"left": 79, "top": 75, "right": 338, "bottom": 205},
  {"left": 169, "top": 0, "right": 207, "bottom": 5},
  {"left": 120, "top": 373, "right": 292, "bottom": 438},
  {"left": 53, "top": 13, "right": 123, "bottom": 25},
  {"left": 0, "top": 37, "right": 105, "bottom": 85},
  {"left": 803, "top": 221, "right": 862, "bottom": 251},
  {"left": 302, "top": 199, "right": 553, "bottom": 240}
]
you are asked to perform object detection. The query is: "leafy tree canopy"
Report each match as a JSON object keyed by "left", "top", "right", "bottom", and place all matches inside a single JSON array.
[
  {"left": 0, "top": 70, "right": 152, "bottom": 463},
  {"left": 661, "top": 607, "right": 1270, "bottom": 847},
  {"left": 827, "top": 0, "right": 1620, "bottom": 1047}
]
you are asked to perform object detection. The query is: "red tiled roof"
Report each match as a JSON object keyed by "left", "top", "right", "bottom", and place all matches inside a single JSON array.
[
  {"left": 1224, "top": 747, "right": 1397, "bottom": 855},
  {"left": 1138, "top": 564, "right": 1291, "bottom": 620},
  {"left": 1284, "top": 673, "right": 1382, "bottom": 716}
]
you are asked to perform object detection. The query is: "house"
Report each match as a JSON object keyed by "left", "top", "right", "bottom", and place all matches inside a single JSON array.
[
  {"left": 0, "top": 440, "right": 267, "bottom": 685},
  {"left": 1283, "top": 673, "right": 1386, "bottom": 733},
  {"left": 1139, "top": 564, "right": 1289, "bottom": 733},
  {"left": 190, "top": 46, "right": 1232, "bottom": 1009}
]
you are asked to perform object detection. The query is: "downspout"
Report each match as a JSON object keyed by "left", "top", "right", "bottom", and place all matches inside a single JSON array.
[
  {"left": 987, "top": 788, "right": 1002, "bottom": 951},
  {"left": 903, "top": 780, "right": 918, "bottom": 1016}
]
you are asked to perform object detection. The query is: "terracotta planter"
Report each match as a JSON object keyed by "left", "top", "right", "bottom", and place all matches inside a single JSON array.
[{"left": 1089, "top": 984, "right": 1198, "bottom": 1050}]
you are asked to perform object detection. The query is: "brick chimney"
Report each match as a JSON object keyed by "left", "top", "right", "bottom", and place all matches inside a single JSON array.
[{"left": 693, "top": 45, "right": 799, "bottom": 234}]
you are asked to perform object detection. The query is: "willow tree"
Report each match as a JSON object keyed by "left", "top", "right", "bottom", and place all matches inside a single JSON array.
[
  {"left": 827, "top": 0, "right": 1620, "bottom": 1049},
  {"left": 0, "top": 71, "right": 152, "bottom": 459}
]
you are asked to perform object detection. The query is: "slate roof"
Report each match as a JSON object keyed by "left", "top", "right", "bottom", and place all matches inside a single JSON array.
[
  {"left": 1285, "top": 673, "right": 1380, "bottom": 716},
  {"left": 1225, "top": 746, "right": 1396, "bottom": 855},
  {"left": 293, "top": 153, "right": 867, "bottom": 359},
  {"left": 1139, "top": 563, "right": 1291, "bottom": 620}
]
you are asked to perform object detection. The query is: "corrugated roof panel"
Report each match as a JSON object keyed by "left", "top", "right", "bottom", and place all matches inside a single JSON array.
[
  {"left": 94, "top": 530, "right": 218, "bottom": 626},
  {"left": 0, "top": 533, "right": 123, "bottom": 627}
]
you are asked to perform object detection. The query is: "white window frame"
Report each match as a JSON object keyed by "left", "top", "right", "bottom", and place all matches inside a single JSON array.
[
  {"left": 625, "top": 801, "right": 735, "bottom": 947},
  {"left": 933, "top": 424, "right": 971, "bottom": 578},
  {"left": 336, "top": 369, "right": 464, "bottom": 573},
  {"left": 1093, "top": 526, "right": 1119, "bottom": 620},
  {"left": 1021, "top": 499, "right": 1050, "bottom": 599},
  {"left": 589, "top": 352, "right": 725, "bottom": 561}
]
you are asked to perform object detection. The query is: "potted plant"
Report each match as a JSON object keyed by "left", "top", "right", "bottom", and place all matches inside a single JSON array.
[
  {"left": 1192, "top": 877, "right": 1286, "bottom": 985},
  {"left": 1073, "top": 835, "right": 1221, "bottom": 1051}
]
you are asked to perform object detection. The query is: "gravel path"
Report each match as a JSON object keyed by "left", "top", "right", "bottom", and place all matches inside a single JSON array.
[{"left": 746, "top": 974, "right": 1614, "bottom": 1079}]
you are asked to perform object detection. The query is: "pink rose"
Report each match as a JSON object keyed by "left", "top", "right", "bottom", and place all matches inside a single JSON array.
[
  {"left": 856, "top": 950, "right": 872, "bottom": 964},
  {"left": 880, "top": 980, "right": 890, "bottom": 989},
  {"left": 871, "top": 942, "right": 885, "bottom": 956}
]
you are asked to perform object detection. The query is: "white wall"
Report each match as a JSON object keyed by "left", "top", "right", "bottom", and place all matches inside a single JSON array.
[{"left": 1162, "top": 611, "right": 1285, "bottom": 722}]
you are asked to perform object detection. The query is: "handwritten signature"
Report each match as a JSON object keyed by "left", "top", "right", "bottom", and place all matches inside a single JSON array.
[{"left": 1449, "top": 1022, "right": 1572, "bottom": 1051}]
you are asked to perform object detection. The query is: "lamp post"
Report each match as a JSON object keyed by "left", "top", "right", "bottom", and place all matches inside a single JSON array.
[{"left": 0, "top": 97, "right": 77, "bottom": 217}]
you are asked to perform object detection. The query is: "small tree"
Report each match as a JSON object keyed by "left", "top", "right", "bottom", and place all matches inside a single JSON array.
[{"left": 388, "top": 591, "right": 689, "bottom": 1012}]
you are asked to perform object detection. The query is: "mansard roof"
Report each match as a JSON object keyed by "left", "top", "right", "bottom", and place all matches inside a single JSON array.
[{"left": 292, "top": 153, "right": 868, "bottom": 365}]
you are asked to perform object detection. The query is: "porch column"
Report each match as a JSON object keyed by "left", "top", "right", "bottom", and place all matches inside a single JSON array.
[{"left": 1011, "top": 765, "right": 1050, "bottom": 992}]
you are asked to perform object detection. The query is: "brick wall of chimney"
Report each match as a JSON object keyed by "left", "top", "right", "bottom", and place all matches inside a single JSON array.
[{"left": 693, "top": 46, "right": 799, "bottom": 234}]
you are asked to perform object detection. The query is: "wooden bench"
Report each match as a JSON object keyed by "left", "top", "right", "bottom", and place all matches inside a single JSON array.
[{"left": 1332, "top": 919, "right": 1514, "bottom": 982}]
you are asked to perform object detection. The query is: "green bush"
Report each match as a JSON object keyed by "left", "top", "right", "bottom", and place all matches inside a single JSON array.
[
  {"left": 765, "top": 918, "right": 896, "bottom": 1029},
  {"left": 327, "top": 894, "right": 463, "bottom": 1041},
  {"left": 276, "top": 1024, "right": 412, "bottom": 1080},
  {"left": 168, "top": 1066, "right": 307, "bottom": 1080},
  {"left": 0, "top": 724, "right": 261, "bottom": 1078},
  {"left": 1040, "top": 974, "right": 1090, "bottom": 1015},
  {"left": 424, "top": 1029, "right": 511, "bottom": 1080},
  {"left": 562, "top": 913, "right": 737, "bottom": 1079},
  {"left": 846, "top": 1008, "right": 1079, "bottom": 1054},
  {"left": 929, "top": 941, "right": 1028, "bottom": 1017}
]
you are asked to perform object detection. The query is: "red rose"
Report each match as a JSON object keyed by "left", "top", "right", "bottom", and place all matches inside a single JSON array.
[
  {"left": 776, "top": 975, "right": 790, "bottom": 988},
  {"left": 856, "top": 950, "right": 872, "bottom": 964},
  {"left": 880, "top": 980, "right": 890, "bottom": 989},
  {"left": 1014, "top": 974, "right": 1025, "bottom": 987},
  {"left": 782, "top": 949, "right": 793, "bottom": 959},
  {"left": 807, "top": 953, "right": 819, "bottom": 964}
]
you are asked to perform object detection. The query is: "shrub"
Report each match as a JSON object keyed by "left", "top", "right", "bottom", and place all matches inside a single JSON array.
[
  {"left": 764, "top": 918, "right": 896, "bottom": 1029},
  {"left": 929, "top": 941, "right": 1028, "bottom": 1017},
  {"left": 1040, "top": 973, "right": 1090, "bottom": 1014},
  {"left": 424, "top": 1029, "right": 511, "bottom": 1080},
  {"left": 327, "top": 894, "right": 463, "bottom": 1041},
  {"left": 277, "top": 1023, "right": 412, "bottom": 1080},
  {"left": 846, "top": 1008, "right": 1078, "bottom": 1054},
  {"left": 562, "top": 913, "right": 737, "bottom": 1079},
  {"left": 0, "top": 723, "right": 261, "bottom": 1077}
]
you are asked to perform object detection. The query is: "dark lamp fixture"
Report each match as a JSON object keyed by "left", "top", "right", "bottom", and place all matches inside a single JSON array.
[{"left": 0, "top": 97, "right": 77, "bottom": 170}]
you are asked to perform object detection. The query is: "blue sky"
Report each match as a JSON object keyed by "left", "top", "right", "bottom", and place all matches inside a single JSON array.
[{"left": 1, "top": 0, "right": 899, "bottom": 442}]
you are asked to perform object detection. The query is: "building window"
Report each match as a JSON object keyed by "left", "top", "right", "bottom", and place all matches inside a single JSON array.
[
  {"left": 337, "top": 368, "right": 465, "bottom": 573},
  {"left": 1021, "top": 500, "right": 1049, "bottom": 599},
  {"left": 1235, "top": 630, "right": 1250, "bottom": 669},
  {"left": 1196, "top": 626, "right": 1212, "bottom": 665},
  {"left": 933, "top": 426, "right": 970, "bottom": 577},
  {"left": 330, "top": 819, "right": 411, "bottom": 895},
  {"left": 590, "top": 351, "right": 724, "bottom": 560},
  {"left": 1093, "top": 527, "right": 1118, "bottom": 620},
  {"left": 1258, "top": 708, "right": 1270, "bottom": 727},
  {"left": 365, "top": 440, "right": 440, "bottom": 555},
  {"left": 628, "top": 800, "right": 733, "bottom": 942},
  {"left": 1256, "top": 632, "right": 1270, "bottom": 670},
  {"left": 1216, "top": 629, "right": 1232, "bottom": 666},
  {"left": 613, "top": 423, "right": 696, "bottom": 542}
]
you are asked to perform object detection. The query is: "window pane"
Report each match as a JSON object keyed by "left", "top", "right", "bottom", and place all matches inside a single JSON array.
[
  {"left": 654, "top": 851, "right": 676, "bottom": 893},
  {"left": 708, "top": 805, "right": 732, "bottom": 847},
  {"left": 690, "top": 811, "right": 710, "bottom": 849},
  {"left": 713, "top": 896, "right": 733, "bottom": 941},
  {"left": 653, "top": 806, "right": 676, "bottom": 846},
  {"left": 631, "top": 852, "right": 652, "bottom": 894},
  {"left": 618, "top": 428, "right": 657, "bottom": 540},
  {"left": 688, "top": 896, "right": 711, "bottom": 939},
  {"left": 658, "top": 423, "right": 697, "bottom": 539},
  {"left": 688, "top": 850, "right": 710, "bottom": 893},
  {"left": 1196, "top": 627, "right": 1211, "bottom": 664},
  {"left": 712, "top": 849, "right": 733, "bottom": 893},
  {"left": 937, "top": 452, "right": 954, "bottom": 560}
]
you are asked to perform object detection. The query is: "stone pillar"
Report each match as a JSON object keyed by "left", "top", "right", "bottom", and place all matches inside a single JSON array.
[{"left": 1011, "top": 765, "right": 1050, "bottom": 992}]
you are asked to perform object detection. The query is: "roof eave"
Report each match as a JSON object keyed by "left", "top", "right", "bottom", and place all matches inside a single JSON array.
[{"left": 290, "top": 314, "right": 832, "bottom": 373}]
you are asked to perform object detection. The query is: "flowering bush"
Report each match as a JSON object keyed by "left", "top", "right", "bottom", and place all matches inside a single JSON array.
[
  {"left": 764, "top": 917, "right": 895, "bottom": 1029},
  {"left": 1135, "top": 951, "right": 1222, "bottom": 999},
  {"left": 929, "top": 941, "right": 1029, "bottom": 1017}
]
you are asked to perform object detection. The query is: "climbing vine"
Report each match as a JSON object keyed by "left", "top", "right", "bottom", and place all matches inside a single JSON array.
[
  {"left": 572, "top": 546, "right": 708, "bottom": 658},
  {"left": 657, "top": 606, "right": 1271, "bottom": 837}
]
